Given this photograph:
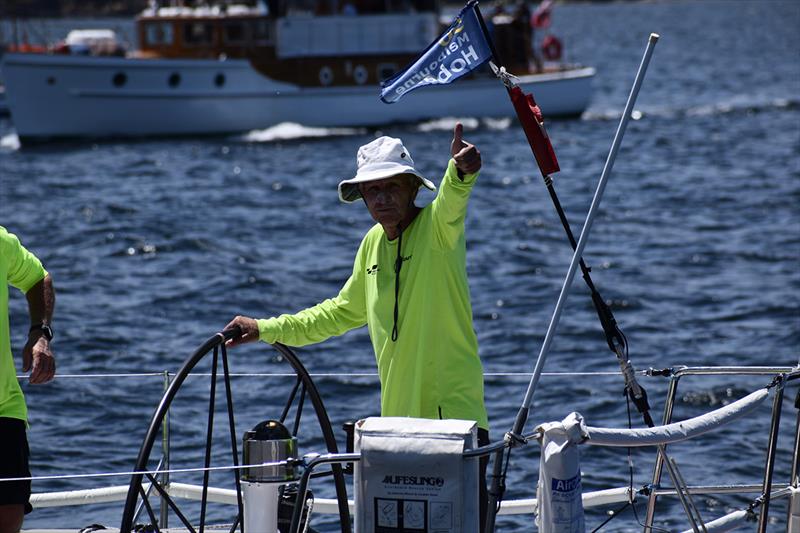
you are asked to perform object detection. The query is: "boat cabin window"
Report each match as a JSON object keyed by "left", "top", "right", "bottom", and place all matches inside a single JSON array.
[
  {"left": 336, "top": 0, "right": 437, "bottom": 14},
  {"left": 184, "top": 22, "right": 215, "bottom": 45},
  {"left": 277, "top": 13, "right": 437, "bottom": 58},
  {"left": 224, "top": 21, "right": 247, "bottom": 44},
  {"left": 251, "top": 19, "right": 273, "bottom": 44},
  {"left": 377, "top": 63, "right": 397, "bottom": 82},
  {"left": 410, "top": 0, "right": 437, "bottom": 12},
  {"left": 143, "top": 22, "right": 174, "bottom": 46},
  {"left": 286, "top": 0, "right": 316, "bottom": 15}
]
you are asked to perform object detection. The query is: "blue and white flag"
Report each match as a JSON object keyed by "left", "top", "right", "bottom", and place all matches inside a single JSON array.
[{"left": 380, "top": 2, "right": 493, "bottom": 104}]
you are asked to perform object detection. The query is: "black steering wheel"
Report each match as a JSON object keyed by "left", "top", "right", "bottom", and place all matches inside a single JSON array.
[{"left": 120, "top": 328, "right": 351, "bottom": 533}]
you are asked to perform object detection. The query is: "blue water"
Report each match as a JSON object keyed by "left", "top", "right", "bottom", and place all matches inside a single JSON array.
[{"left": 1, "top": 0, "right": 799, "bottom": 531}]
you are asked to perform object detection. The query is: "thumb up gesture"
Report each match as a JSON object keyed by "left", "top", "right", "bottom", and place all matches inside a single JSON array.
[{"left": 450, "top": 122, "right": 481, "bottom": 177}]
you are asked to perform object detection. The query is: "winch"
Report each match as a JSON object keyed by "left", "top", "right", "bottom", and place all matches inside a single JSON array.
[{"left": 242, "top": 420, "right": 298, "bottom": 533}]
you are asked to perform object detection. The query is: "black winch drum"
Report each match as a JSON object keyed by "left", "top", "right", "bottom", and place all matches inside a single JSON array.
[
  {"left": 242, "top": 419, "right": 298, "bottom": 483},
  {"left": 242, "top": 420, "right": 299, "bottom": 533}
]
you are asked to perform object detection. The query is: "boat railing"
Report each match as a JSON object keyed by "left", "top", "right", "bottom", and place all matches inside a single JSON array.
[
  {"left": 16, "top": 363, "right": 800, "bottom": 532},
  {"left": 642, "top": 365, "right": 800, "bottom": 533}
]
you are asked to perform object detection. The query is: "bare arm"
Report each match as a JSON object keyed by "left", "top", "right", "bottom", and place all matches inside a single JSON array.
[
  {"left": 23, "top": 274, "right": 56, "bottom": 384},
  {"left": 224, "top": 315, "right": 259, "bottom": 347}
]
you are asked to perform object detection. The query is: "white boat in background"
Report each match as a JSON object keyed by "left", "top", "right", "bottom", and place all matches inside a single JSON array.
[{"left": 0, "top": 1, "right": 594, "bottom": 144}]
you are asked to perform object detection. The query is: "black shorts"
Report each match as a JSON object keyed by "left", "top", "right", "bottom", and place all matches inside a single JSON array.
[{"left": 0, "top": 417, "right": 32, "bottom": 514}]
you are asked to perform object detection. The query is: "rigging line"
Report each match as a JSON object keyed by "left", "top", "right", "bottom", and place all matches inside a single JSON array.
[
  {"left": 513, "top": 32, "right": 661, "bottom": 432},
  {"left": 482, "top": 0, "right": 659, "bottom": 432},
  {"left": 16, "top": 370, "right": 651, "bottom": 380},
  {"left": 590, "top": 501, "right": 631, "bottom": 533},
  {"left": 625, "top": 395, "right": 671, "bottom": 533},
  {"left": 492, "top": 447, "right": 513, "bottom": 513},
  {"left": 17, "top": 372, "right": 168, "bottom": 378},
  {"left": 551, "top": 178, "right": 654, "bottom": 428},
  {"left": 541, "top": 187, "right": 630, "bottom": 357},
  {"left": 483, "top": 0, "right": 653, "bottom": 428},
  {"left": 0, "top": 459, "right": 295, "bottom": 483}
]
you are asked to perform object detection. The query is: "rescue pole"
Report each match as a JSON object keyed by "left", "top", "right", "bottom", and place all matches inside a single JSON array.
[{"left": 484, "top": 33, "right": 660, "bottom": 533}]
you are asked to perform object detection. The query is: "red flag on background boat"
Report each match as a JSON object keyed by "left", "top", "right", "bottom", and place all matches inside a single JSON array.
[
  {"left": 531, "top": 0, "right": 554, "bottom": 29},
  {"left": 510, "top": 86, "right": 560, "bottom": 177}
]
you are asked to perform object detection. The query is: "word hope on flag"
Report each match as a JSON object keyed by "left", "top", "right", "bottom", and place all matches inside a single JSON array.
[{"left": 380, "top": 1, "right": 493, "bottom": 104}]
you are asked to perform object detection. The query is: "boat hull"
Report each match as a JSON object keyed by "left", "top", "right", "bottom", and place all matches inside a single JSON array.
[{"left": 1, "top": 53, "right": 595, "bottom": 142}]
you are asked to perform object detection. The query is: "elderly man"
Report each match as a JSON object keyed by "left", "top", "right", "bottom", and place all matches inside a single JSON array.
[
  {"left": 0, "top": 227, "right": 56, "bottom": 533},
  {"left": 225, "top": 123, "right": 490, "bottom": 527}
]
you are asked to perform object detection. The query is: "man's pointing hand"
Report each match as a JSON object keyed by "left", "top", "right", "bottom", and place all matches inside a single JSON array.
[{"left": 450, "top": 122, "right": 481, "bottom": 177}]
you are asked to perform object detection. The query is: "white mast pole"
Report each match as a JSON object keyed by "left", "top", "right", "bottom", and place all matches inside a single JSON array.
[
  {"left": 513, "top": 34, "right": 661, "bottom": 431},
  {"left": 487, "top": 33, "right": 661, "bottom": 533}
]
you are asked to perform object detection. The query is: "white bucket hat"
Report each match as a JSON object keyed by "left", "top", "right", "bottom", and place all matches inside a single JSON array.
[{"left": 338, "top": 136, "right": 436, "bottom": 203}]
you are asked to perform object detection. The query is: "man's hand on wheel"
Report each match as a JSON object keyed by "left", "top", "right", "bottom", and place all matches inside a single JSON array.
[{"left": 224, "top": 316, "right": 259, "bottom": 347}]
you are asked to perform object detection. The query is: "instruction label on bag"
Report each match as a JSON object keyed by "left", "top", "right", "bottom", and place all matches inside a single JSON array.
[{"left": 550, "top": 474, "right": 584, "bottom": 531}]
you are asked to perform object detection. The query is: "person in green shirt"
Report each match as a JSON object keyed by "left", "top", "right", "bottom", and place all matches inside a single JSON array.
[
  {"left": 225, "top": 124, "right": 490, "bottom": 529},
  {"left": 0, "top": 226, "right": 56, "bottom": 533}
]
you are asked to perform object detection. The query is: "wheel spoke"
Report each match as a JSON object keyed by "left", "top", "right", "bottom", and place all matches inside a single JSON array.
[
  {"left": 199, "top": 346, "right": 219, "bottom": 533},
  {"left": 144, "top": 472, "right": 197, "bottom": 533},
  {"left": 221, "top": 343, "right": 245, "bottom": 533},
  {"left": 138, "top": 483, "right": 162, "bottom": 532},
  {"left": 281, "top": 376, "right": 303, "bottom": 424}
]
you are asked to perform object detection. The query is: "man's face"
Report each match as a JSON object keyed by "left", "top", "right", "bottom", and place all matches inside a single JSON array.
[{"left": 359, "top": 174, "right": 418, "bottom": 229}]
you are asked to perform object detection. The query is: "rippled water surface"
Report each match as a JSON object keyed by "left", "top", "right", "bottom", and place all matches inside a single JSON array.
[{"left": 1, "top": 1, "right": 799, "bottom": 531}]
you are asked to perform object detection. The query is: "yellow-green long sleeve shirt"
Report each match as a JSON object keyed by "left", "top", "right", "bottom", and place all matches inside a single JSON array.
[
  {"left": 1, "top": 226, "right": 47, "bottom": 422},
  {"left": 258, "top": 160, "right": 488, "bottom": 430}
]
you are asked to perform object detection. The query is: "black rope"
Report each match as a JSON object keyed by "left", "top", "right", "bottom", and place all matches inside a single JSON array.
[
  {"left": 493, "top": 447, "right": 513, "bottom": 513},
  {"left": 545, "top": 182, "right": 623, "bottom": 350},
  {"left": 545, "top": 174, "right": 653, "bottom": 428},
  {"left": 591, "top": 501, "right": 632, "bottom": 533},
  {"left": 391, "top": 225, "right": 403, "bottom": 342},
  {"left": 623, "top": 389, "right": 671, "bottom": 533}
]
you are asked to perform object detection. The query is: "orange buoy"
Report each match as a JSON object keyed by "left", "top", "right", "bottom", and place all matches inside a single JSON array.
[{"left": 541, "top": 35, "right": 562, "bottom": 61}]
